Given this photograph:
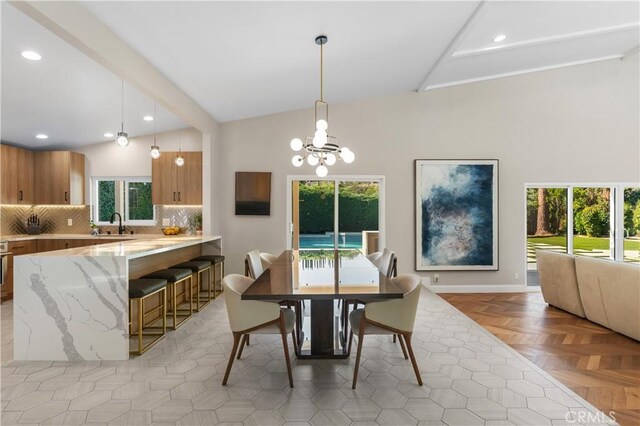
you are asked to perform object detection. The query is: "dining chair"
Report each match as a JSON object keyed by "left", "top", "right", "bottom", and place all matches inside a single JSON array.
[
  {"left": 245, "top": 249, "right": 303, "bottom": 352},
  {"left": 348, "top": 274, "right": 423, "bottom": 389},
  {"left": 221, "top": 274, "right": 297, "bottom": 387},
  {"left": 245, "top": 249, "right": 264, "bottom": 279}
]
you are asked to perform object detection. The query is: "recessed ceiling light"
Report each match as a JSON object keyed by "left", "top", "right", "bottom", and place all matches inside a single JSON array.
[
  {"left": 35, "top": 134, "right": 48, "bottom": 139},
  {"left": 104, "top": 132, "right": 114, "bottom": 138},
  {"left": 143, "top": 115, "right": 154, "bottom": 121},
  {"left": 493, "top": 34, "right": 506, "bottom": 43},
  {"left": 21, "top": 50, "right": 42, "bottom": 61}
]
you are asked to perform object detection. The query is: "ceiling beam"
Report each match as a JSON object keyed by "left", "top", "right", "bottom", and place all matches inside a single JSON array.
[
  {"left": 9, "top": 1, "right": 218, "bottom": 134},
  {"left": 453, "top": 22, "right": 640, "bottom": 59},
  {"left": 623, "top": 45, "right": 640, "bottom": 60},
  {"left": 416, "top": 0, "right": 486, "bottom": 92}
]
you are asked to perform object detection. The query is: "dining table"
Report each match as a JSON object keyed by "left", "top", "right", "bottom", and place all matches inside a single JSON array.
[{"left": 241, "top": 249, "right": 405, "bottom": 359}]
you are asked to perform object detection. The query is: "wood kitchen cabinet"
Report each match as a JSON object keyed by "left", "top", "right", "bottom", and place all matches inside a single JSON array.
[
  {"left": 34, "top": 151, "right": 85, "bottom": 205},
  {"left": 1, "top": 144, "right": 34, "bottom": 205},
  {"left": 152, "top": 151, "right": 202, "bottom": 205},
  {"left": 2, "top": 240, "right": 37, "bottom": 301}
]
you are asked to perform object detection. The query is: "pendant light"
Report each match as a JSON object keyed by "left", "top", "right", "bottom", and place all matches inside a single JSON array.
[
  {"left": 290, "top": 35, "right": 354, "bottom": 177},
  {"left": 175, "top": 135, "right": 185, "bottom": 166},
  {"left": 115, "top": 80, "right": 129, "bottom": 147},
  {"left": 150, "top": 101, "right": 161, "bottom": 159}
]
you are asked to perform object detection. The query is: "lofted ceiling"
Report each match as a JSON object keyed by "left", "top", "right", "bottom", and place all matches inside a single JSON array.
[
  {"left": 1, "top": 3, "right": 187, "bottom": 149},
  {"left": 2, "top": 1, "right": 638, "bottom": 147},
  {"left": 82, "top": 1, "right": 639, "bottom": 122}
]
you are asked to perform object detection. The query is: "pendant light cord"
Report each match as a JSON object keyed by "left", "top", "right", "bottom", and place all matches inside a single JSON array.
[
  {"left": 154, "top": 101, "right": 157, "bottom": 143},
  {"left": 320, "top": 42, "right": 324, "bottom": 102},
  {"left": 121, "top": 80, "right": 125, "bottom": 132}
]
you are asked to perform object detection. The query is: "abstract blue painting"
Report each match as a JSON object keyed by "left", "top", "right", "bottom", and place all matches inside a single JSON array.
[{"left": 415, "top": 160, "right": 498, "bottom": 271}]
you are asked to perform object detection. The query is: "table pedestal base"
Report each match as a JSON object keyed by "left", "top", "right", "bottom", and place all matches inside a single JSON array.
[{"left": 296, "top": 299, "right": 349, "bottom": 359}]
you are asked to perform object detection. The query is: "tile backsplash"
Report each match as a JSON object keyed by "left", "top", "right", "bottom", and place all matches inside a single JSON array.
[{"left": 0, "top": 205, "right": 202, "bottom": 236}]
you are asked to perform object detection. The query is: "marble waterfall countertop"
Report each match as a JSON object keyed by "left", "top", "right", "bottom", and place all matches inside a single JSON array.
[
  {"left": 25, "top": 235, "right": 221, "bottom": 259},
  {"left": 13, "top": 235, "right": 221, "bottom": 361},
  {"left": 2, "top": 233, "right": 157, "bottom": 242}
]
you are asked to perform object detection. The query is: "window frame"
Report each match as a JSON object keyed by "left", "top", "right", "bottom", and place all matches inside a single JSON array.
[{"left": 92, "top": 176, "right": 156, "bottom": 226}]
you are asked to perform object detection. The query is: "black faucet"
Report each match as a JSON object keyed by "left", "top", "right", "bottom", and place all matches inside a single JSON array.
[{"left": 110, "top": 212, "right": 125, "bottom": 235}]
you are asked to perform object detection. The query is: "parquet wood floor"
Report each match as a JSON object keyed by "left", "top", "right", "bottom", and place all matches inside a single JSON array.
[{"left": 440, "top": 292, "right": 640, "bottom": 426}]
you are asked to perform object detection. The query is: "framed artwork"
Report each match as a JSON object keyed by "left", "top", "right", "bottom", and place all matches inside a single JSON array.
[
  {"left": 235, "top": 172, "right": 271, "bottom": 216},
  {"left": 415, "top": 159, "right": 498, "bottom": 271}
]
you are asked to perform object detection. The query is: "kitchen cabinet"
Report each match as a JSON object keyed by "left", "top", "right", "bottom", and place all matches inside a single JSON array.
[
  {"left": 34, "top": 151, "right": 85, "bottom": 205},
  {"left": 2, "top": 240, "right": 37, "bottom": 301},
  {"left": 1, "top": 144, "right": 34, "bottom": 205},
  {"left": 152, "top": 151, "right": 202, "bottom": 205}
]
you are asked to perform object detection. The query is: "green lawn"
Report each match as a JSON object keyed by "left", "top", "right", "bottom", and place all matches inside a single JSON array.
[{"left": 528, "top": 235, "right": 640, "bottom": 251}]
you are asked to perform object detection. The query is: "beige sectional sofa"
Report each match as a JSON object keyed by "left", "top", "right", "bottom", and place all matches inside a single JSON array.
[{"left": 537, "top": 251, "right": 640, "bottom": 341}]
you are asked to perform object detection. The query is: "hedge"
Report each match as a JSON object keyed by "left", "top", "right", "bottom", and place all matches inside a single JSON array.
[{"left": 299, "top": 183, "right": 379, "bottom": 234}]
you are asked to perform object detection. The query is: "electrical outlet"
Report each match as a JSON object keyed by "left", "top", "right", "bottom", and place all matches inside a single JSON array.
[
  {"left": 67, "top": 219, "right": 73, "bottom": 226},
  {"left": 162, "top": 218, "right": 170, "bottom": 226},
  {"left": 433, "top": 274, "right": 439, "bottom": 283},
  {"left": 514, "top": 272, "right": 519, "bottom": 280}
]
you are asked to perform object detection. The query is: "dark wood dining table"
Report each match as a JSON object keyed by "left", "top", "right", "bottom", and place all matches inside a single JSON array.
[{"left": 241, "top": 249, "right": 405, "bottom": 359}]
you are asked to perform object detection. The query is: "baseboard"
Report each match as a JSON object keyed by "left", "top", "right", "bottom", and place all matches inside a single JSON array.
[{"left": 423, "top": 282, "right": 541, "bottom": 293}]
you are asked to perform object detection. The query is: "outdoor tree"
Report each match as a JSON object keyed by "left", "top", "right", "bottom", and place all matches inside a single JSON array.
[{"left": 536, "top": 188, "right": 551, "bottom": 235}]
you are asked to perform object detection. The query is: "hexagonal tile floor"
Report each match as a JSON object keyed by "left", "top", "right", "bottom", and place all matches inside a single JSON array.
[{"left": 1, "top": 290, "right": 614, "bottom": 425}]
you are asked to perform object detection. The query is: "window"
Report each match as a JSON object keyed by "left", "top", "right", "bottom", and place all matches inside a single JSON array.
[
  {"left": 525, "top": 183, "right": 639, "bottom": 286},
  {"left": 93, "top": 177, "right": 155, "bottom": 225}
]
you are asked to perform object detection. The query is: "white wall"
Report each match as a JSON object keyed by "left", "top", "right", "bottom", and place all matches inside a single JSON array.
[
  {"left": 78, "top": 127, "right": 201, "bottom": 177},
  {"left": 76, "top": 127, "right": 202, "bottom": 202},
  {"left": 218, "top": 58, "right": 640, "bottom": 286}
]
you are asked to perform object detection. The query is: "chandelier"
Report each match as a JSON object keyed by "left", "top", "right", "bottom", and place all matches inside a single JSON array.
[{"left": 290, "top": 35, "right": 354, "bottom": 177}]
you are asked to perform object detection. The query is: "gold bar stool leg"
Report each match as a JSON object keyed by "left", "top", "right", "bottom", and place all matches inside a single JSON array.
[
  {"left": 129, "top": 279, "right": 168, "bottom": 356},
  {"left": 143, "top": 268, "right": 193, "bottom": 330}
]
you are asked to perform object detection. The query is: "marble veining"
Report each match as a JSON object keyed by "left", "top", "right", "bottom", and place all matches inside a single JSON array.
[
  {"left": 15, "top": 256, "right": 127, "bottom": 361},
  {"left": 12, "top": 236, "right": 221, "bottom": 362}
]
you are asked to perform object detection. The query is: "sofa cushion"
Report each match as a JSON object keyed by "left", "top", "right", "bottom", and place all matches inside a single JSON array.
[
  {"left": 575, "top": 256, "right": 640, "bottom": 341},
  {"left": 537, "top": 251, "right": 585, "bottom": 318}
]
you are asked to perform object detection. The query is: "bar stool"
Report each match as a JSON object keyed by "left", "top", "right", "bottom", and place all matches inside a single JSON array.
[
  {"left": 129, "top": 278, "right": 167, "bottom": 355},
  {"left": 192, "top": 255, "right": 225, "bottom": 298},
  {"left": 143, "top": 268, "right": 192, "bottom": 329},
  {"left": 171, "top": 260, "right": 212, "bottom": 311}
]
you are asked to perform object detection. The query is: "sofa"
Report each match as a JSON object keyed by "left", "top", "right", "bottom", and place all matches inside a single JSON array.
[{"left": 537, "top": 251, "right": 640, "bottom": 341}]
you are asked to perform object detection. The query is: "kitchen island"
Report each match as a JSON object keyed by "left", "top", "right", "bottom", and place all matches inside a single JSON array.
[{"left": 13, "top": 235, "right": 221, "bottom": 361}]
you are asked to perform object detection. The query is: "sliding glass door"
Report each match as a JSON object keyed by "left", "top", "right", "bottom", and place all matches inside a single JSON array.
[
  {"left": 288, "top": 177, "right": 384, "bottom": 253},
  {"left": 525, "top": 183, "right": 639, "bottom": 286}
]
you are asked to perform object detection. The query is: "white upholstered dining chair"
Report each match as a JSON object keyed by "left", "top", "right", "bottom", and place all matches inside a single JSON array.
[
  {"left": 245, "top": 250, "right": 280, "bottom": 279},
  {"left": 221, "top": 274, "right": 297, "bottom": 387},
  {"left": 348, "top": 274, "right": 422, "bottom": 389}
]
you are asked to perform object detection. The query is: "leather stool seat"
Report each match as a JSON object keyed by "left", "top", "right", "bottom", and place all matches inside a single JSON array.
[
  {"left": 129, "top": 279, "right": 167, "bottom": 298},
  {"left": 193, "top": 255, "right": 225, "bottom": 264},
  {"left": 144, "top": 268, "right": 192, "bottom": 282},
  {"left": 172, "top": 260, "right": 211, "bottom": 272}
]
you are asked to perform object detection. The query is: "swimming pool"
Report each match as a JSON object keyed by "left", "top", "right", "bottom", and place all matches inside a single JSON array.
[{"left": 299, "top": 233, "right": 363, "bottom": 249}]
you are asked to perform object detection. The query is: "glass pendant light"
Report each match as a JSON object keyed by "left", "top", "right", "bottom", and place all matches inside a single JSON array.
[
  {"left": 115, "top": 80, "right": 129, "bottom": 147},
  {"left": 175, "top": 135, "right": 185, "bottom": 166},
  {"left": 150, "top": 101, "right": 161, "bottom": 159}
]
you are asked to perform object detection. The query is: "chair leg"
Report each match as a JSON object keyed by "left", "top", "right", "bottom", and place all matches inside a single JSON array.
[
  {"left": 403, "top": 332, "right": 423, "bottom": 386},
  {"left": 393, "top": 334, "right": 397, "bottom": 343},
  {"left": 397, "top": 334, "right": 409, "bottom": 359},
  {"left": 291, "top": 327, "right": 299, "bottom": 356},
  {"left": 279, "top": 316, "right": 294, "bottom": 388},
  {"left": 236, "top": 334, "right": 248, "bottom": 360},
  {"left": 246, "top": 335, "right": 250, "bottom": 346},
  {"left": 222, "top": 332, "right": 242, "bottom": 385},
  {"left": 347, "top": 330, "right": 353, "bottom": 355},
  {"left": 352, "top": 318, "right": 367, "bottom": 389}
]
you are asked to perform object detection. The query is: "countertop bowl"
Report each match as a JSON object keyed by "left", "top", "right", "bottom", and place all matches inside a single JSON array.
[{"left": 161, "top": 227, "right": 181, "bottom": 236}]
